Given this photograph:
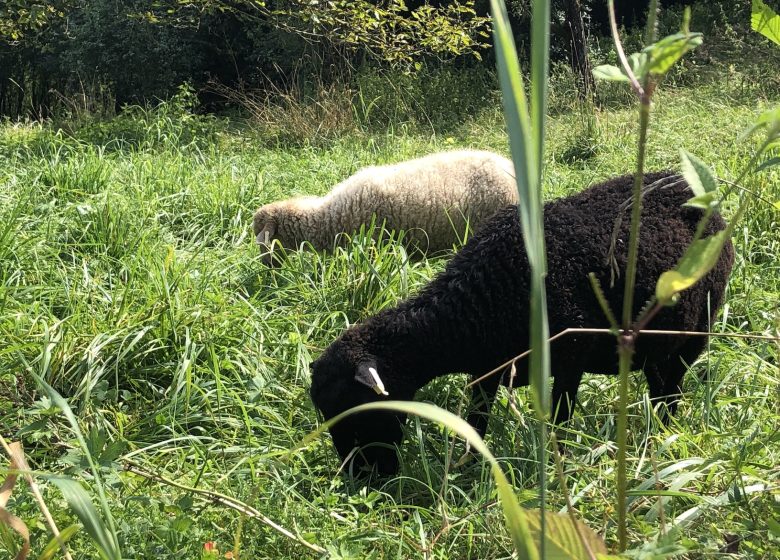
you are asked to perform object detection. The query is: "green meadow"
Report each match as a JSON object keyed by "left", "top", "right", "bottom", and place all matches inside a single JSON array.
[{"left": 1, "top": 37, "right": 779, "bottom": 560}]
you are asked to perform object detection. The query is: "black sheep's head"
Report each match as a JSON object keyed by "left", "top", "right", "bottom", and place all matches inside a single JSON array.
[{"left": 310, "top": 341, "right": 406, "bottom": 475}]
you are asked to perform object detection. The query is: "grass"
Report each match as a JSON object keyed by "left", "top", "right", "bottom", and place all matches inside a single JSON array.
[{"left": 1, "top": 51, "right": 779, "bottom": 559}]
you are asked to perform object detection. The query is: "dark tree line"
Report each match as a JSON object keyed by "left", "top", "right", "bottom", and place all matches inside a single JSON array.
[{"left": 0, "top": 0, "right": 712, "bottom": 118}]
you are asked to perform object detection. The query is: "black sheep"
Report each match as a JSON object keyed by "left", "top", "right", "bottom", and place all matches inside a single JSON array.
[{"left": 310, "top": 171, "right": 735, "bottom": 474}]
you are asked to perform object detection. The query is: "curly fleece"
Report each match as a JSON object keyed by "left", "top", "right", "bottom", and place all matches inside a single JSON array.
[
  {"left": 310, "top": 171, "right": 735, "bottom": 474},
  {"left": 252, "top": 150, "right": 517, "bottom": 258}
]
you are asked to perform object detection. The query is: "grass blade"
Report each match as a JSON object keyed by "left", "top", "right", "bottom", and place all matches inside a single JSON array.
[
  {"left": 37, "top": 525, "right": 80, "bottom": 560},
  {"left": 50, "top": 479, "right": 117, "bottom": 560},
  {"left": 302, "top": 400, "right": 540, "bottom": 560},
  {"left": 491, "top": 1, "right": 552, "bottom": 555},
  {"left": 31, "top": 373, "right": 121, "bottom": 560}
]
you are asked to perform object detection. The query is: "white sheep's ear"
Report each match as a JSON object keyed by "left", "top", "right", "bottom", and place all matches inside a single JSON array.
[
  {"left": 355, "top": 363, "right": 389, "bottom": 396},
  {"left": 255, "top": 222, "right": 276, "bottom": 246}
]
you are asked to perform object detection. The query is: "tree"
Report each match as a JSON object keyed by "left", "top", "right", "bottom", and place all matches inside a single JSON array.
[
  {"left": 563, "top": 0, "right": 595, "bottom": 100},
  {"left": 0, "top": 0, "right": 75, "bottom": 40},
  {"left": 146, "top": 0, "right": 491, "bottom": 68}
]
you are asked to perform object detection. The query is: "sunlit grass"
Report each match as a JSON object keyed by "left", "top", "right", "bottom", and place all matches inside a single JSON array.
[{"left": 0, "top": 63, "right": 778, "bottom": 557}]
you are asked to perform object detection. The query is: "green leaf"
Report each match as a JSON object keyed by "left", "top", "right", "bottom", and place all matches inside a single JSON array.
[
  {"left": 656, "top": 231, "right": 730, "bottom": 304},
  {"left": 756, "top": 156, "right": 780, "bottom": 171},
  {"left": 51, "top": 479, "right": 119, "bottom": 560},
  {"left": 752, "top": 0, "right": 780, "bottom": 46},
  {"left": 679, "top": 149, "right": 718, "bottom": 198},
  {"left": 643, "top": 30, "right": 703, "bottom": 76},
  {"left": 741, "top": 105, "right": 780, "bottom": 140},
  {"left": 683, "top": 193, "right": 717, "bottom": 209},
  {"left": 756, "top": 105, "right": 780, "bottom": 125},
  {"left": 594, "top": 53, "right": 649, "bottom": 82},
  {"left": 768, "top": 517, "right": 780, "bottom": 539},
  {"left": 37, "top": 524, "right": 80, "bottom": 560},
  {"left": 628, "top": 52, "right": 649, "bottom": 78},
  {"left": 525, "top": 509, "right": 608, "bottom": 559},
  {"left": 593, "top": 64, "right": 630, "bottom": 82}
]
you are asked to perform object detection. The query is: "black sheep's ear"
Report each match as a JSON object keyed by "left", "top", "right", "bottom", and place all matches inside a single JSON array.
[{"left": 354, "top": 362, "right": 389, "bottom": 396}]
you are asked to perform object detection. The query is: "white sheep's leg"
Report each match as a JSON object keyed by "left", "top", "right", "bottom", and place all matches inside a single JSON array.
[{"left": 551, "top": 371, "right": 584, "bottom": 427}]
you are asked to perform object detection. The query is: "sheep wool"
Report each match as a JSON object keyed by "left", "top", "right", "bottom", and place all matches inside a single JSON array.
[
  {"left": 310, "top": 171, "right": 735, "bottom": 474},
  {"left": 253, "top": 150, "right": 517, "bottom": 261}
]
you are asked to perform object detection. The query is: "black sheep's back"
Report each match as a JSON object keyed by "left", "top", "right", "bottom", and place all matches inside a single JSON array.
[{"left": 418, "top": 171, "right": 733, "bottom": 382}]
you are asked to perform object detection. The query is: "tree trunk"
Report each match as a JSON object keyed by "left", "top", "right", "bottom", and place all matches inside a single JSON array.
[{"left": 563, "top": 0, "right": 595, "bottom": 101}]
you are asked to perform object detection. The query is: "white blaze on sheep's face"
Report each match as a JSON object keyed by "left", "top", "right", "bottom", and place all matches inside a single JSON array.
[{"left": 368, "top": 367, "right": 389, "bottom": 396}]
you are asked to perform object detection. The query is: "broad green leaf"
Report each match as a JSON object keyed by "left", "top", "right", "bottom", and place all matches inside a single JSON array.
[
  {"left": 740, "top": 105, "right": 780, "bottom": 140},
  {"left": 526, "top": 509, "right": 608, "bottom": 559},
  {"left": 594, "top": 53, "right": 649, "bottom": 82},
  {"left": 773, "top": 201, "right": 780, "bottom": 210},
  {"left": 656, "top": 231, "right": 730, "bottom": 304},
  {"left": 627, "top": 51, "right": 649, "bottom": 78},
  {"left": 752, "top": 0, "right": 780, "bottom": 46},
  {"left": 756, "top": 105, "right": 780, "bottom": 125},
  {"left": 679, "top": 149, "right": 718, "bottom": 198},
  {"left": 51, "top": 478, "right": 118, "bottom": 560},
  {"left": 756, "top": 156, "right": 780, "bottom": 171},
  {"left": 683, "top": 193, "right": 717, "bottom": 209},
  {"left": 593, "top": 64, "right": 629, "bottom": 82},
  {"left": 768, "top": 517, "right": 780, "bottom": 539},
  {"left": 37, "top": 524, "right": 80, "bottom": 560},
  {"left": 303, "top": 400, "right": 541, "bottom": 560},
  {"left": 643, "top": 31, "right": 703, "bottom": 75}
]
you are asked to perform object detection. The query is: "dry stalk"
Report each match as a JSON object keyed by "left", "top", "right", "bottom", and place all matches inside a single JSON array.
[{"left": 0, "top": 436, "right": 73, "bottom": 560}]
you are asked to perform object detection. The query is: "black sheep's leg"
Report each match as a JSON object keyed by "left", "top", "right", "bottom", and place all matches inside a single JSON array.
[
  {"left": 645, "top": 337, "right": 705, "bottom": 423},
  {"left": 551, "top": 371, "right": 583, "bottom": 426},
  {"left": 645, "top": 359, "right": 686, "bottom": 424},
  {"left": 467, "top": 373, "right": 502, "bottom": 438}
]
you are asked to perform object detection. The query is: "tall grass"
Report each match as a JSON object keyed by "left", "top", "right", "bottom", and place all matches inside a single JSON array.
[{"left": 0, "top": 16, "right": 778, "bottom": 557}]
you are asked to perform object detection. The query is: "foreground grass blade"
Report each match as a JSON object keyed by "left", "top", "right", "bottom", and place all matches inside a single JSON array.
[
  {"left": 489, "top": 0, "right": 551, "bottom": 418},
  {"left": 37, "top": 525, "right": 80, "bottom": 560},
  {"left": 31, "top": 374, "right": 121, "bottom": 560},
  {"left": 303, "top": 401, "right": 614, "bottom": 559},
  {"left": 301, "top": 400, "right": 539, "bottom": 559},
  {"left": 49, "top": 479, "right": 118, "bottom": 560},
  {"left": 490, "top": 0, "right": 552, "bottom": 555}
]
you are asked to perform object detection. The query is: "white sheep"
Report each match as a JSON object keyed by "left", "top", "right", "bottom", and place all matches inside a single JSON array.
[{"left": 252, "top": 150, "right": 517, "bottom": 263}]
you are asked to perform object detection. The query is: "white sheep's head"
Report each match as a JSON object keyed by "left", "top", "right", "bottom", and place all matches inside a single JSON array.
[
  {"left": 252, "top": 202, "right": 284, "bottom": 266},
  {"left": 252, "top": 197, "right": 320, "bottom": 265}
]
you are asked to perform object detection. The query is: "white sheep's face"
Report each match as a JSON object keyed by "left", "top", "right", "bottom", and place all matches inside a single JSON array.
[
  {"left": 309, "top": 347, "right": 404, "bottom": 476},
  {"left": 252, "top": 208, "right": 280, "bottom": 265}
]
